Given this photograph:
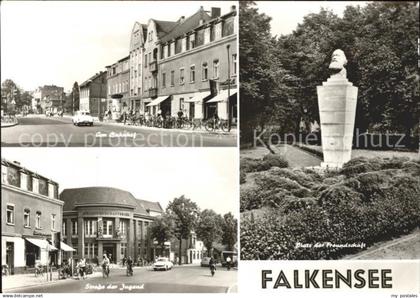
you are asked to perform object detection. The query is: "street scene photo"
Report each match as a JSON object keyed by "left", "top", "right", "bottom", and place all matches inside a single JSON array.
[
  {"left": 1, "top": 1, "right": 238, "bottom": 147},
  {"left": 239, "top": 1, "right": 419, "bottom": 260},
  {"left": 1, "top": 148, "right": 238, "bottom": 293}
]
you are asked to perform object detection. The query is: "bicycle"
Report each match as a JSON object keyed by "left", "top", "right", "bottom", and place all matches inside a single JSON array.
[
  {"left": 35, "top": 265, "right": 44, "bottom": 277},
  {"left": 205, "top": 119, "right": 229, "bottom": 132},
  {"left": 102, "top": 264, "right": 110, "bottom": 278}
]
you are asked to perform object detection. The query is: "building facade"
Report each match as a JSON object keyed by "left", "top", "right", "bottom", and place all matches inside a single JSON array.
[
  {"left": 32, "top": 85, "right": 65, "bottom": 114},
  {"left": 152, "top": 6, "right": 238, "bottom": 122},
  {"left": 106, "top": 56, "right": 130, "bottom": 119},
  {"left": 1, "top": 159, "right": 63, "bottom": 274},
  {"left": 79, "top": 72, "right": 107, "bottom": 118},
  {"left": 128, "top": 22, "right": 147, "bottom": 113},
  {"left": 60, "top": 187, "right": 163, "bottom": 264},
  {"left": 170, "top": 231, "right": 206, "bottom": 265}
]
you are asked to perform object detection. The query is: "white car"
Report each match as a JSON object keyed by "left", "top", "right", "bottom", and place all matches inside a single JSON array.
[
  {"left": 152, "top": 257, "right": 173, "bottom": 271},
  {"left": 73, "top": 111, "right": 93, "bottom": 126}
]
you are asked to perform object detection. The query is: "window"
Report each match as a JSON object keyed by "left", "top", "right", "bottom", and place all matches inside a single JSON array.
[
  {"left": 204, "top": 27, "right": 211, "bottom": 44},
  {"left": 167, "top": 42, "right": 171, "bottom": 57},
  {"left": 62, "top": 221, "right": 66, "bottom": 236},
  {"left": 196, "top": 29, "right": 204, "bottom": 46},
  {"left": 162, "top": 72, "right": 166, "bottom": 88},
  {"left": 120, "top": 221, "right": 126, "bottom": 235},
  {"left": 189, "top": 34, "right": 195, "bottom": 49},
  {"left": 134, "top": 70, "right": 137, "bottom": 78},
  {"left": 179, "top": 68, "right": 185, "bottom": 85},
  {"left": 84, "top": 243, "right": 97, "bottom": 257},
  {"left": 175, "top": 38, "right": 182, "bottom": 54},
  {"left": 232, "top": 54, "right": 237, "bottom": 75},
  {"left": 6, "top": 204, "right": 14, "bottom": 225},
  {"left": 33, "top": 177, "right": 39, "bottom": 193},
  {"left": 36, "top": 211, "right": 41, "bottom": 229},
  {"left": 103, "top": 220, "right": 113, "bottom": 237},
  {"left": 21, "top": 173, "right": 28, "bottom": 190},
  {"left": 190, "top": 65, "right": 195, "bottom": 83},
  {"left": 170, "top": 71, "right": 175, "bottom": 86},
  {"left": 121, "top": 243, "right": 127, "bottom": 256},
  {"left": 51, "top": 214, "right": 56, "bottom": 230},
  {"left": 38, "top": 179, "right": 48, "bottom": 196},
  {"left": 180, "top": 98, "right": 184, "bottom": 111},
  {"left": 145, "top": 54, "right": 148, "bottom": 67},
  {"left": 1, "top": 165, "right": 7, "bottom": 184},
  {"left": 24, "top": 209, "right": 30, "bottom": 227},
  {"left": 222, "top": 18, "right": 235, "bottom": 37},
  {"left": 85, "top": 220, "right": 96, "bottom": 237},
  {"left": 213, "top": 59, "right": 220, "bottom": 79},
  {"left": 72, "top": 220, "right": 78, "bottom": 235},
  {"left": 48, "top": 183, "right": 55, "bottom": 199},
  {"left": 202, "top": 62, "right": 208, "bottom": 81}
]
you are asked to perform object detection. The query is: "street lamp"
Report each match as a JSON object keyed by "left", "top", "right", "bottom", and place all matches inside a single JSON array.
[{"left": 226, "top": 44, "right": 231, "bottom": 131}]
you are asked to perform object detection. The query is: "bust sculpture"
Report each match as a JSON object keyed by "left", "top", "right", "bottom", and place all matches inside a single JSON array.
[{"left": 329, "top": 49, "right": 347, "bottom": 79}]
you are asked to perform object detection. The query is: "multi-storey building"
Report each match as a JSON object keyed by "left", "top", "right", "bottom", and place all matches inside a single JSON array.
[
  {"left": 128, "top": 22, "right": 147, "bottom": 113},
  {"left": 147, "top": 6, "right": 238, "bottom": 122},
  {"left": 170, "top": 231, "right": 206, "bottom": 264},
  {"left": 1, "top": 159, "right": 64, "bottom": 274},
  {"left": 60, "top": 187, "right": 164, "bottom": 264},
  {"left": 105, "top": 56, "right": 130, "bottom": 119},
  {"left": 79, "top": 72, "right": 107, "bottom": 118},
  {"left": 32, "top": 85, "right": 65, "bottom": 114}
]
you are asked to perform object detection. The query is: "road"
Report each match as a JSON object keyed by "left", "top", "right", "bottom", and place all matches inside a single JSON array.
[
  {"left": 3, "top": 265, "right": 237, "bottom": 293},
  {"left": 1, "top": 116, "right": 236, "bottom": 147}
]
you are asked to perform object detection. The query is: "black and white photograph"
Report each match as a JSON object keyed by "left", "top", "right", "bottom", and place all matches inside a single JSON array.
[
  {"left": 240, "top": 1, "right": 419, "bottom": 260},
  {"left": 1, "top": 1, "right": 238, "bottom": 147},
  {"left": 1, "top": 148, "right": 238, "bottom": 293}
]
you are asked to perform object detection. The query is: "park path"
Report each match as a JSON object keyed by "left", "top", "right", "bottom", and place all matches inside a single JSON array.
[{"left": 274, "top": 144, "right": 321, "bottom": 168}]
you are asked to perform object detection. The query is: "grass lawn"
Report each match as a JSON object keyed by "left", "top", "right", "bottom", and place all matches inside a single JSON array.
[{"left": 344, "top": 229, "right": 420, "bottom": 260}]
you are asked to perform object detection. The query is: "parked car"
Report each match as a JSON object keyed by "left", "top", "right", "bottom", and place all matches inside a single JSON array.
[
  {"left": 152, "top": 257, "right": 173, "bottom": 271},
  {"left": 73, "top": 111, "right": 93, "bottom": 126},
  {"left": 200, "top": 257, "right": 212, "bottom": 267}
]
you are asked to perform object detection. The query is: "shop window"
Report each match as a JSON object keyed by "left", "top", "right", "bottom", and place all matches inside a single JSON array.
[
  {"left": 6, "top": 204, "right": 14, "bottom": 225},
  {"left": 24, "top": 208, "right": 30, "bottom": 227}
]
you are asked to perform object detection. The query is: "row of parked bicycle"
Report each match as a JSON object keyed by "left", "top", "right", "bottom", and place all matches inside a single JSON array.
[{"left": 116, "top": 115, "right": 232, "bottom": 132}]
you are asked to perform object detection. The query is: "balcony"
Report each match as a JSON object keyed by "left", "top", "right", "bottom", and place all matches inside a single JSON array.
[
  {"left": 149, "top": 61, "right": 158, "bottom": 73},
  {"left": 148, "top": 88, "right": 158, "bottom": 98}
]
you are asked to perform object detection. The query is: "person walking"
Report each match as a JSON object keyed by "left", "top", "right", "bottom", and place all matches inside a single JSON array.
[
  {"left": 226, "top": 256, "right": 232, "bottom": 271},
  {"left": 209, "top": 257, "right": 216, "bottom": 277},
  {"left": 102, "top": 254, "right": 110, "bottom": 278}
]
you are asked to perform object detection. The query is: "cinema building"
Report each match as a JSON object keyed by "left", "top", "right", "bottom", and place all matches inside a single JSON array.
[
  {"left": 60, "top": 187, "right": 164, "bottom": 264},
  {"left": 1, "top": 159, "right": 66, "bottom": 275}
]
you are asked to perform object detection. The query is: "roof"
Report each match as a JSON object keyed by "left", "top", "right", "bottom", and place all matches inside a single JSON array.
[
  {"left": 1, "top": 158, "right": 58, "bottom": 185},
  {"left": 141, "top": 24, "right": 148, "bottom": 41},
  {"left": 153, "top": 19, "right": 178, "bottom": 38},
  {"left": 79, "top": 71, "right": 106, "bottom": 88},
  {"left": 60, "top": 187, "right": 156, "bottom": 217},
  {"left": 160, "top": 8, "right": 211, "bottom": 43},
  {"left": 137, "top": 199, "right": 163, "bottom": 213}
]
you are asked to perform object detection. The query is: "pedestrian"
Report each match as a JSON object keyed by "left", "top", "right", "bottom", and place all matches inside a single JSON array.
[
  {"left": 226, "top": 256, "right": 232, "bottom": 271},
  {"left": 102, "top": 254, "right": 110, "bottom": 278},
  {"left": 209, "top": 257, "right": 216, "bottom": 277},
  {"left": 123, "top": 255, "right": 127, "bottom": 266},
  {"left": 79, "top": 257, "right": 86, "bottom": 279}
]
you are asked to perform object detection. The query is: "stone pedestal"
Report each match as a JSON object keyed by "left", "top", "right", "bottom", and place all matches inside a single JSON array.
[{"left": 317, "top": 75, "right": 358, "bottom": 168}]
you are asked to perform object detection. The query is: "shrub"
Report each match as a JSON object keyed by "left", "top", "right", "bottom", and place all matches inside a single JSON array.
[
  {"left": 240, "top": 157, "right": 271, "bottom": 173},
  {"left": 262, "top": 153, "right": 289, "bottom": 168},
  {"left": 240, "top": 171, "right": 246, "bottom": 184},
  {"left": 240, "top": 186, "right": 263, "bottom": 212}
]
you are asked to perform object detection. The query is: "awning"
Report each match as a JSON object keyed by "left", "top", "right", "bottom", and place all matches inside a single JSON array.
[
  {"left": 60, "top": 241, "right": 76, "bottom": 252},
  {"left": 25, "top": 238, "right": 58, "bottom": 251},
  {"left": 206, "top": 90, "right": 237, "bottom": 103},
  {"left": 184, "top": 91, "right": 211, "bottom": 103},
  {"left": 146, "top": 96, "right": 170, "bottom": 107}
]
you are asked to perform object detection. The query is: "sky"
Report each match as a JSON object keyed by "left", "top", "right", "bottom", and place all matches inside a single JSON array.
[
  {"left": 2, "top": 147, "right": 238, "bottom": 217},
  {"left": 256, "top": 1, "right": 369, "bottom": 37},
  {"left": 1, "top": 1, "right": 236, "bottom": 92}
]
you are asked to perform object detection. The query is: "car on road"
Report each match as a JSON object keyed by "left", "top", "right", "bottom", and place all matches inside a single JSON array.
[
  {"left": 73, "top": 111, "right": 94, "bottom": 126},
  {"left": 152, "top": 257, "right": 173, "bottom": 271},
  {"left": 200, "top": 257, "right": 212, "bottom": 267}
]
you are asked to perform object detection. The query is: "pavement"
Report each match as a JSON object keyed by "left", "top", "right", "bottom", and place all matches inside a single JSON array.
[
  {"left": 1, "top": 115, "right": 237, "bottom": 147},
  {"left": 1, "top": 265, "right": 237, "bottom": 293}
]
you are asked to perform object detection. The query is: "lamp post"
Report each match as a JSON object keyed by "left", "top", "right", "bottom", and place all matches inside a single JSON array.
[{"left": 226, "top": 44, "right": 231, "bottom": 131}]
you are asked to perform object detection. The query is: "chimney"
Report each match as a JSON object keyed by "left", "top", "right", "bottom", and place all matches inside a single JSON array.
[
  {"left": 179, "top": 16, "right": 185, "bottom": 23},
  {"left": 231, "top": 5, "right": 236, "bottom": 12},
  {"left": 211, "top": 7, "right": 221, "bottom": 19}
]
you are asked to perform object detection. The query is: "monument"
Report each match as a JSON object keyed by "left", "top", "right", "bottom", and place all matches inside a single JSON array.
[{"left": 317, "top": 49, "right": 358, "bottom": 168}]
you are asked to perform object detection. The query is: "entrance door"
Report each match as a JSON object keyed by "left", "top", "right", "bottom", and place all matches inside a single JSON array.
[
  {"left": 6, "top": 242, "right": 14, "bottom": 275},
  {"left": 189, "top": 102, "right": 195, "bottom": 119},
  {"left": 103, "top": 244, "right": 115, "bottom": 264}
]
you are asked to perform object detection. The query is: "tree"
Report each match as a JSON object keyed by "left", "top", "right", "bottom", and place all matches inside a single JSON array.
[
  {"left": 72, "top": 82, "right": 80, "bottom": 112},
  {"left": 221, "top": 213, "right": 237, "bottom": 251},
  {"left": 166, "top": 196, "right": 200, "bottom": 265},
  {"left": 196, "top": 209, "right": 223, "bottom": 257},
  {"left": 149, "top": 214, "right": 175, "bottom": 257},
  {"left": 1, "top": 79, "right": 20, "bottom": 114}
]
